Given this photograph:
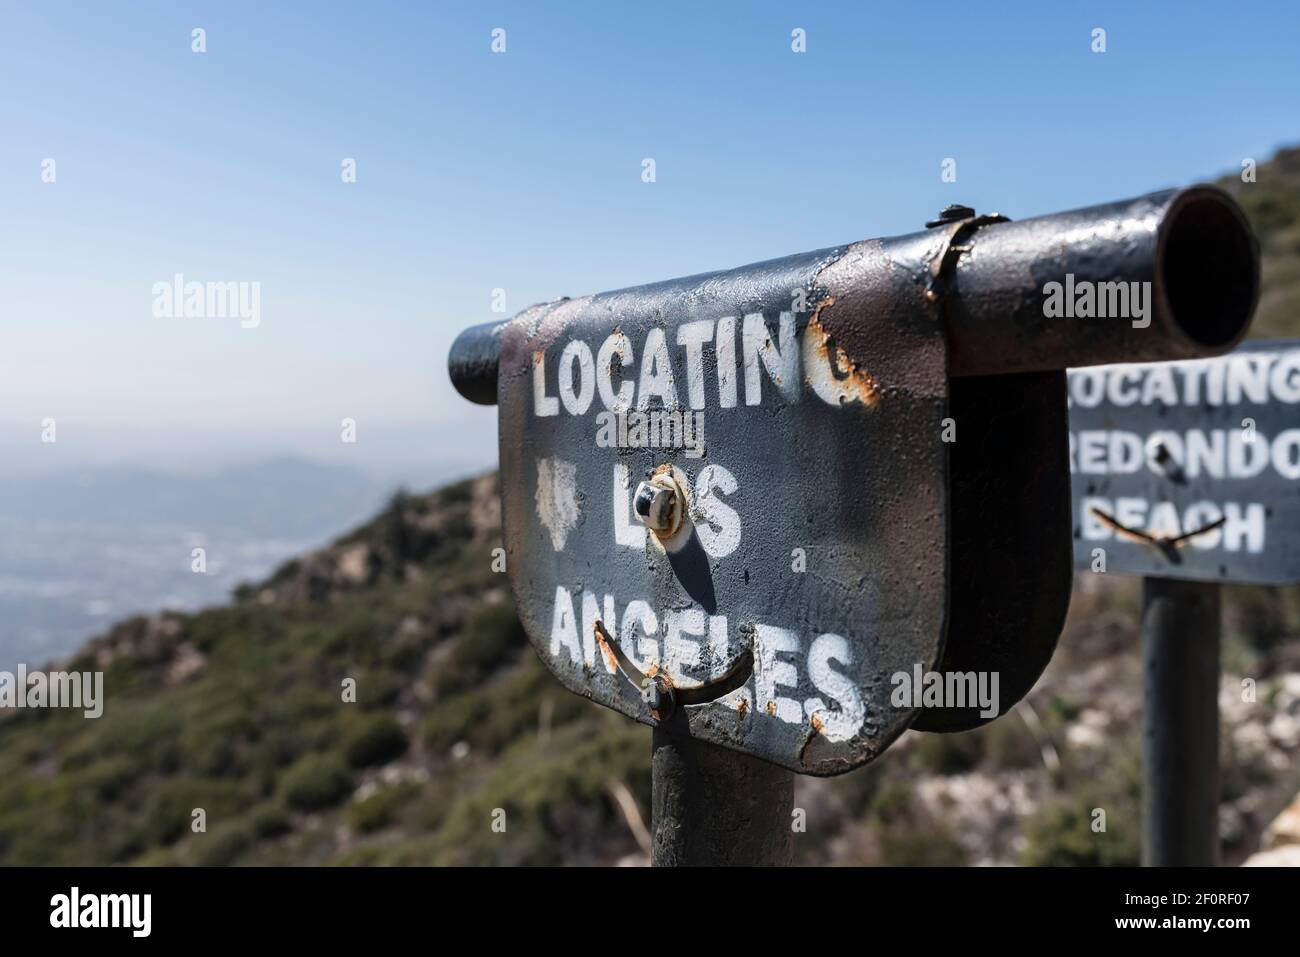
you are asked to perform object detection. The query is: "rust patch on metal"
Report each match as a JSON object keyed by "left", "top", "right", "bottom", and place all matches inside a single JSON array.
[
  {"left": 798, "top": 714, "right": 825, "bottom": 768},
  {"left": 593, "top": 620, "right": 620, "bottom": 674},
  {"left": 807, "top": 239, "right": 949, "bottom": 398},
  {"left": 803, "top": 310, "right": 881, "bottom": 406}
]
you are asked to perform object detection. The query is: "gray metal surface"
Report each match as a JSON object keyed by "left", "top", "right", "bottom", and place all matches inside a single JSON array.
[
  {"left": 496, "top": 238, "right": 951, "bottom": 775},
  {"left": 449, "top": 186, "right": 1260, "bottom": 773},
  {"left": 1141, "top": 578, "right": 1221, "bottom": 866},
  {"left": 651, "top": 722, "right": 793, "bottom": 866},
  {"left": 450, "top": 185, "right": 1259, "bottom": 397},
  {"left": 1069, "top": 340, "right": 1300, "bottom": 584},
  {"left": 941, "top": 186, "right": 1257, "bottom": 375},
  {"left": 912, "top": 370, "right": 1073, "bottom": 732}
]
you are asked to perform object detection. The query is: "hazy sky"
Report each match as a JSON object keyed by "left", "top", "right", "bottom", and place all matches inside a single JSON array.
[{"left": 2, "top": 1, "right": 1297, "bottom": 482}]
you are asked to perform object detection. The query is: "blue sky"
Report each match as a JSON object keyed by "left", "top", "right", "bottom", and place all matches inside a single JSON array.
[{"left": 2, "top": 1, "right": 1297, "bottom": 481}]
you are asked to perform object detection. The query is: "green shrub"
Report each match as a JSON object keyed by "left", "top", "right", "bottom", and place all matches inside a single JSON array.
[
  {"left": 910, "top": 730, "right": 984, "bottom": 775},
  {"left": 979, "top": 715, "right": 1044, "bottom": 770},
  {"left": 140, "top": 779, "right": 245, "bottom": 848},
  {"left": 348, "top": 782, "right": 419, "bottom": 834},
  {"left": 195, "top": 822, "right": 253, "bottom": 867},
  {"left": 879, "top": 826, "right": 967, "bottom": 866},
  {"left": 421, "top": 690, "right": 493, "bottom": 755},
  {"left": 870, "top": 779, "right": 915, "bottom": 825},
  {"left": 1021, "top": 798, "right": 1139, "bottom": 866},
  {"left": 280, "top": 754, "right": 353, "bottom": 812},
  {"left": 434, "top": 604, "right": 526, "bottom": 696},
  {"left": 82, "top": 756, "right": 138, "bottom": 803},
  {"left": 458, "top": 605, "right": 525, "bottom": 672},
  {"left": 1020, "top": 746, "right": 1142, "bottom": 866},
  {"left": 343, "top": 716, "right": 408, "bottom": 769},
  {"left": 249, "top": 802, "right": 292, "bottom": 839}
]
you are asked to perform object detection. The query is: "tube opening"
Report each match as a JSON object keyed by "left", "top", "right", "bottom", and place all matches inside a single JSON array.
[{"left": 1159, "top": 191, "right": 1259, "bottom": 349}]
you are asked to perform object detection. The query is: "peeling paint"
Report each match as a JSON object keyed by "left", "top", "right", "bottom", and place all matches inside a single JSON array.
[
  {"left": 802, "top": 310, "right": 881, "bottom": 406},
  {"left": 535, "top": 456, "right": 580, "bottom": 551}
]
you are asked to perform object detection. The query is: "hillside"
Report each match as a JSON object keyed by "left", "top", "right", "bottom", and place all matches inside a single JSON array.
[
  {"left": 2, "top": 148, "right": 1299, "bottom": 867},
  {"left": 0, "top": 476, "right": 650, "bottom": 866},
  {"left": 1221, "top": 144, "right": 1300, "bottom": 339},
  {"left": 3, "top": 474, "right": 1297, "bottom": 867}
]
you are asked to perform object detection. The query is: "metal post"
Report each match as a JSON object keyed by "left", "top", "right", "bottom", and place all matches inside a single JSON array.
[
  {"left": 651, "top": 721, "right": 794, "bottom": 866},
  {"left": 1141, "top": 576, "right": 1221, "bottom": 866}
]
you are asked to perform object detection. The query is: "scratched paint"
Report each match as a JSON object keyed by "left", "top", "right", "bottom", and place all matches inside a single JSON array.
[
  {"left": 1068, "top": 340, "right": 1300, "bottom": 584},
  {"left": 534, "top": 456, "right": 580, "bottom": 552},
  {"left": 493, "top": 239, "right": 949, "bottom": 775},
  {"left": 529, "top": 314, "right": 849, "bottom": 419},
  {"left": 450, "top": 185, "right": 1263, "bottom": 770}
]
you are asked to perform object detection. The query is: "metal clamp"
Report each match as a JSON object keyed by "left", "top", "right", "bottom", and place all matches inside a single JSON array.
[
  {"left": 1088, "top": 506, "right": 1227, "bottom": 566},
  {"left": 924, "top": 210, "right": 1011, "bottom": 303},
  {"left": 593, "top": 619, "right": 753, "bottom": 724}
]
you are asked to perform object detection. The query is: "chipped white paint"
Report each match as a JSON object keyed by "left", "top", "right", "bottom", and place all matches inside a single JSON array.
[
  {"left": 544, "top": 587, "right": 867, "bottom": 738},
  {"left": 612, "top": 462, "right": 647, "bottom": 549},
  {"left": 716, "top": 315, "right": 739, "bottom": 408},
  {"left": 622, "top": 598, "right": 659, "bottom": 673},
  {"left": 742, "top": 311, "right": 799, "bottom": 405},
  {"left": 595, "top": 332, "right": 635, "bottom": 413},
  {"left": 802, "top": 318, "right": 876, "bottom": 407},
  {"left": 675, "top": 319, "right": 714, "bottom": 410},
  {"left": 533, "top": 351, "right": 559, "bottom": 416},
  {"left": 754, "top": 624, "right": 803, "bottom": 724},
  {"left": 535, "top": 455, "right": 580, "bottom": 551},
  {"left": 803, "top": 634, "right": 865, "bottom": 742},
  {"left": 549, "top": 584, "right": 581, "bottom": 663},
  {"left": 558, "top": 339, "right": 595, "bottom": 415},
  {"left": 692, "top": 464, "right": 741, "bottom": 558},
  {"left": 580, "top": 591, "right": 618, "bottom": 673},
  {"left": 636, "top": 327, "right": 679, "bottom": 410},
  {"left": 535, "top": 313, "right": 860, "bottom": 417},
  {"left": 662, "top": 609, "right": 705, "bottom": 684}
]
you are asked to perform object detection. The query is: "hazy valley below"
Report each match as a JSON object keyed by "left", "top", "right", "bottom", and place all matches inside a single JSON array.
[{"left": 0, "top": 458, "right": 411, "bottom": 671}]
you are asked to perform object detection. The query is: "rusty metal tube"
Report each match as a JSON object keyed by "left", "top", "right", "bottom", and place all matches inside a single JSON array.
[
  {"left": 943, "top": 185, "right": 1258, "bottom": 376},
  {"left": 447, "top": 185, "right": 1259, "bottom": 403}
]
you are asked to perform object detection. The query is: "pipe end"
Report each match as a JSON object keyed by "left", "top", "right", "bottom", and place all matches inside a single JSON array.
[{"left": 1157, "top": 186, "right": 1260, "bottom": 354}]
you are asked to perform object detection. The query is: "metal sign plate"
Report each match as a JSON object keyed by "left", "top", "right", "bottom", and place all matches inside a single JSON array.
[
  {"left": 496, "top": 235, "right": 954, "bottom": 774},
  {"left": 1069, "top": 340, "right": 1300, "bottom": 584}
]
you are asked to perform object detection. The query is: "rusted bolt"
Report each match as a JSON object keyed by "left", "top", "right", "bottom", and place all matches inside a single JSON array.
[
  {"left": 632, "top": 473, "right": 683, "bottom": 535},
  {"left": 925, "top": 204, "right": 976, "bottom": 228},
  {"left": 641, "top": 675, "right": 675, "bottom": 721}
]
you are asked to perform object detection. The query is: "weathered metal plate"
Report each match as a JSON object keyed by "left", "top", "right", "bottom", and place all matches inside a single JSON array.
[
  {"left": 1069, "top": 340, "right": 1300, "bottom": 584},
  {"left": 496, "top": 235, "right": 954, "bottom": 774},
  {"left": 911, "top": 371, "right": 1073, "bottom": 732}
]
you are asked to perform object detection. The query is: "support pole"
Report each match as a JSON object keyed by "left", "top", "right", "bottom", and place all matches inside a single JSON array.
[
  {"left": 651, "top": 723, "right": 794, "bottom": 866},
  {"left": 1141, "top": 576, "right": 1221, "bottom": 866}
]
